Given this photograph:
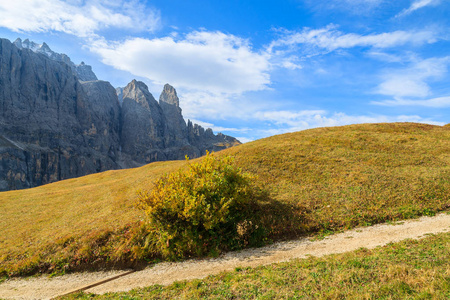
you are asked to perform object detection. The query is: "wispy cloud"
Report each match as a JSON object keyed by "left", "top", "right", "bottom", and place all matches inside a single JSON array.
[
  {"left": 249, "top": 110, "right": 444, "bottom": 139},
  {"left": 268, "top": 25, "right": 437, "bottom": 55},
  {"left": 91, "top": 32, "right": 271, "bottom": 95},
  {"left": 303, "top": 0, "right": 385, "bottom": 14},
  {"left": 0, "top": 0, "right": 160, "bottom": 38},
  {"left": 375, "top": 56, "right": 450, "bottom": 99},
  {"left": 185, "top": 109, "right": 444, "bottom": 142},
  {"left": 397, "top": 0, "right": 441, "bottom": 17},
  {"left": 254, "top": 110, "right": 327, "bottom": 127},
  {"left": 372, "top": 96, "right": 450, "bottom": 107},
  {"left": 367, "top": 51, "right": 410, "bottom": 63}
]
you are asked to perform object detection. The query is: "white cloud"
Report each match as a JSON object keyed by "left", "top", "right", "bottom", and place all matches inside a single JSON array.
[
  {"left": 378, "top": 78, "right": 431, "bottom": 98},
  {"left": 178, "top": 91, "right": 233, "bottom": 120},
  {"left": 252, "top": 110, "right": 444, "bottom": 138},
  {"left": 367, "top": 51, "right": 407, "bottom": 63},
  {"left": 269, "top": 25, "right": 438, "bottom": 54},
  {"left": 375, "top": 57, "right": 450, "bottom": 98},
  {"left": 0, "top": 0, "right": 160, "bottom": 38},
  {"left": 254, "top": 110, "right": 327, "bottom": 127},
  {"left": 372, "top": 96, "right": 450, "bottom": 108},
  {"left": 397, "top": 0, "right": 441, "bottom": 17},
  {"left": 279, "top": 56, "right": 303, "bottom": 70},
  {"left": 91, "top": 31, "right": 271, "bottom": 95},
  {"left": 178, "top": 89, "right": 278, "bottom": 123}
]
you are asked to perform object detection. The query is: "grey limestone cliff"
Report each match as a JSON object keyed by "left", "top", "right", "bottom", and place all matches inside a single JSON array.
[
  {"left": 0, "top": 38, "right": 118, "bottom": 190},
  {"left": 13, "top": 38, "right": 98, "bottom": 81},
  {"left": 120, "top": 80, "right": 168, "bottom": 164},
  {"left": 0, "top": 38, "right": 240, "bottom": 191},
  {"left": 159, "top": 84, "right": 189, "bottom": 147}
]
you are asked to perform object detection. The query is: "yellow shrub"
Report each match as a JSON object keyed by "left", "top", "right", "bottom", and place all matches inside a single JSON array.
[{"left": 138, "top": 152, "right": 264, "bottom": 259}]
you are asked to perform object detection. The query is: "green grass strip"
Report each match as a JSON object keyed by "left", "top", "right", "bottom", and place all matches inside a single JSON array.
[{"left": 65, "top": 231, "right": 450, "bottom": 299}]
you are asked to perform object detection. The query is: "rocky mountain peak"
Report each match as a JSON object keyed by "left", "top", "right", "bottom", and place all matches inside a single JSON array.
[
  {"left": 125, "top": 79, "right": 151, "bottom": 96},
  {"left": 129, "top": 79, "right": 148, "bottom": 90},
  {"left": 76, "top": 62, "right": 98, "bottom": 81},
  {"left": 159, "top": 83, "right": 180, "bottom": 107},
  {"left": 15, "top": 38, "right": 55, "bottom": 58},
  {"left": 123, "top": 80, "right": 157, "bottom": 109},
  {"left": 13, "top": 37, "right": 97, "bottom": 81},
  {"left": 13, "top": 38, "right": 22, "bottom": 48},
  {"left": 14, "top": 38, "right": 40, "bottom": 52},
  {"left": 40, "top": 42, "right": 51, "bottom": 52}
]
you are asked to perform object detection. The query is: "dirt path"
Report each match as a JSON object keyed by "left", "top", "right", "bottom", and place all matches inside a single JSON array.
[{"left": 1, "top": 213, "right": 449, "bottom": 299}]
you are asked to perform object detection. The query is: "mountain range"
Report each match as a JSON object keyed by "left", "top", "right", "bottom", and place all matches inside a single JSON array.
[{"left": 0, "top": 38, "right": 240, "bottom": 191}]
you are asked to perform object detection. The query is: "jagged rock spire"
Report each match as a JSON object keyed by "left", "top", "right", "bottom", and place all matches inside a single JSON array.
[{"left": 159, "top": 83, "right": 180, "bottom": 107}]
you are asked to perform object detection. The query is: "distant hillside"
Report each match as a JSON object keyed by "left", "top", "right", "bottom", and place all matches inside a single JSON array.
[
  {"left": 0, "top": 38, "right": 239, "bottom": 191},
  {"left": 1, "top": 122, "right": 449, "bottom": 276}
]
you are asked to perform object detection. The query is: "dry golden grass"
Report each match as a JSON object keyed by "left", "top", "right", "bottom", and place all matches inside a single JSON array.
[
  {"left": 1, "top": 122, "right": 450, "bottom": 277},
  {"left": 0, "top": 160, "right": 185, "bottom": 275},
  {"left": 228, "top": 122, "right": 450, "bottom": 236}
]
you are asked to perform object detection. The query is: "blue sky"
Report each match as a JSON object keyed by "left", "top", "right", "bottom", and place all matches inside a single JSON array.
[{"left": 0, "top": 0, "right": 449, "bottom": 142}]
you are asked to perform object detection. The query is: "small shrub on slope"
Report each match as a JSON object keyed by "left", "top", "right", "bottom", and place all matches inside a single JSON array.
[{"left": 138, "top": 152, "right": 265, "bottom": 259}]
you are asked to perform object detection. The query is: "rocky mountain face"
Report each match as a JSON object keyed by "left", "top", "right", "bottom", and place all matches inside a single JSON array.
[
  {"left": 13, "top": 38, "right": 98, "bottom": 81},
  {"left": 0, "top": 38, "right": 240, "bottom": 191}
]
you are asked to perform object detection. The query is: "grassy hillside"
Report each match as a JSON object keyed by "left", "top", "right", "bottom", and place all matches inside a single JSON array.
[
  {"left": 0, "top": 160, "right": 185, "bottom": 276},
  {"left": 1, "top": 122, "right": 450, "bottom": 277},
  {"left": 229, "top": 122, "right": 450, "bottom": 236}
]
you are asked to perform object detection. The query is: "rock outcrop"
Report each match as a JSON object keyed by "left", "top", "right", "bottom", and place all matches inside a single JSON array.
[
  {"left": 120, "top": 80, "right": 168, "bottom": 164},
  {"left": 76, "top": 62, "right": 98, "bottom": 81},
  {"left": 160, "top": 83, "right": 188, "bottom": 146},
  {"left": 0, "top": 38, "right": 240, "bottom": 191}
]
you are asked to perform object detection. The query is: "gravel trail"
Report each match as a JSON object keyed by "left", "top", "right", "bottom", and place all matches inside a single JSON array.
[{"left": 1, "top": 213, "right": 449, "bottom": 299}]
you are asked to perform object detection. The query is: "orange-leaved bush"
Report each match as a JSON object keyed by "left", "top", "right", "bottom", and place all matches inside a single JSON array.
[{"left": 138, "top": 151, "right": 264, "bottom": 259}]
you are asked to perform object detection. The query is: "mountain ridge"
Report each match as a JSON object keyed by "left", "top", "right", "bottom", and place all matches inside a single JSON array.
[
  {"left": 13, "top": 38, "right": 98, "bottom": 81},
  {"left": 0, "top": 37, "right": 240, "bottom": 191}
]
